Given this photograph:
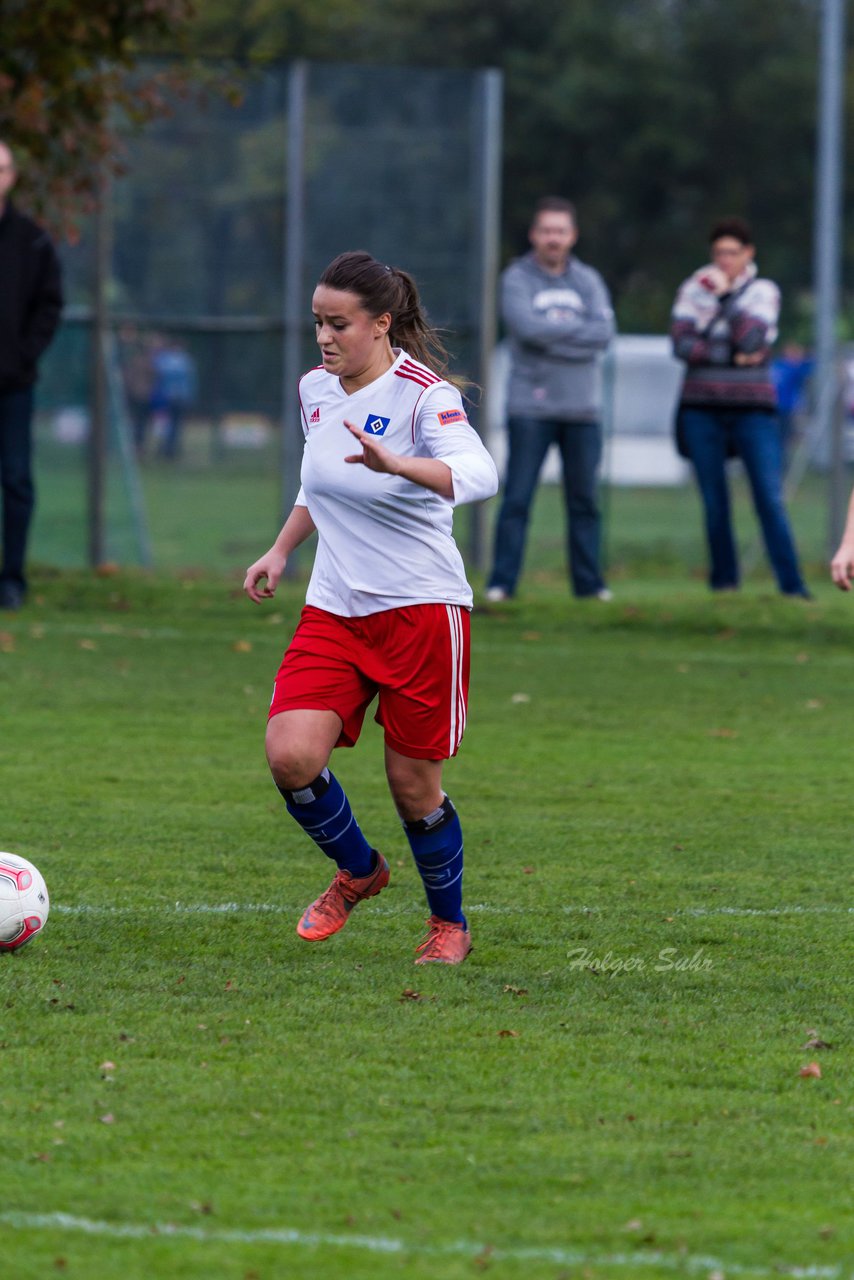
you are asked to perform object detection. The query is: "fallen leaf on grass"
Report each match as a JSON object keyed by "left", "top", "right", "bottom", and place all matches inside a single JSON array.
[
  {"left": 522, "top": 866, "right": 536, "bottom": 875},
  {"left": 804, "top": 1037, "right": 833, "bottom": 1051},
  {"left": 796, "top": 652, "right": 810, "bottom": 663},
  {"left": 502, "top": 985, "right": 528, "bottom": 996},
  {"left": 399, "top": 988, "right": 434, "bottom": 1002},
  {"left": 497, "top": 1029, "right": 520, "bottom": 1038},
  {"left": 708, "top": 727, "right": 737, "bottom": 738},
  {"left": 799, "top": 1062, "right": 822, "bottom": 1079},
  {"left": 474, "top": 1244, "right": 495, "bottom": 1269},
  {"left": 99, "top": 1060, "right": 116, "bottom": 1072},
  {"left": 232, "top": 640, "right": 253, "bottom": 653}
]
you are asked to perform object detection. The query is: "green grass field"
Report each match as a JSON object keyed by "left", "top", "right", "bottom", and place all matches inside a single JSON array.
[{"left": 1, "top": 547, "right": 852, "bottom": 1278}]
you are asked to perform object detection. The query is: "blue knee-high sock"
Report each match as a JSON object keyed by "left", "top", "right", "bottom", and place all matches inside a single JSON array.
[
  {"left": 403, "top": 796, "right": 466, "bottom": 926},
  {"left": 278, "top": 769, "right": 375, "bottom": 878}
]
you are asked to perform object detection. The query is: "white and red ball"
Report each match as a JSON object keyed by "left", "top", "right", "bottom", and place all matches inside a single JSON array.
[{"left": 0, "top": 853, "right": 50, "bottom": 951}]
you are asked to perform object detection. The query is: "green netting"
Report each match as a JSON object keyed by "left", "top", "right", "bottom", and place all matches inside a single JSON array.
[{"left": 33, "top": 61, "right": 497, "bottom": 572}]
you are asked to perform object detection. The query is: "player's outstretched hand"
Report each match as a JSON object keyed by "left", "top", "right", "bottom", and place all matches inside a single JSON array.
[
  {"left": 343, "top": 419, "right": 401, "bottom": 475},
  {"left": 244, "top": 550, "right": 287, "bottom": 603},
  {"left": 830, "top": 540, "right": 854, "bottom": 591}
]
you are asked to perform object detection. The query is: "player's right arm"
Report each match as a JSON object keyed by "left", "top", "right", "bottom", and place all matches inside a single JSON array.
[{"left": 243, "top": 502, "right": 316, "bottom": 602}]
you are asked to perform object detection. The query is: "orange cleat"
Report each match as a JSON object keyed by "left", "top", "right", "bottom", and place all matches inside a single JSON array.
[
  {"left": 297, "top": 854, "right": 389, "bottom": 941},
  {"left": 414, "top": 915, "right": 472, "bottom": 965}
]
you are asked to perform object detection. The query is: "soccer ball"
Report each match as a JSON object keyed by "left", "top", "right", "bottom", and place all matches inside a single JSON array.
[{"left": 0, "top": 853, "right": 50, "bottom": 951}]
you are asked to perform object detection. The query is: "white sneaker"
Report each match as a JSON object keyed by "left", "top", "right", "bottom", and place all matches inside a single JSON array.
[
  {"left": 485, "top": 586, "right": 509, "bottom": 603},
  {"left": 595, "top": 588, "right": 614, "bottom": 601}
]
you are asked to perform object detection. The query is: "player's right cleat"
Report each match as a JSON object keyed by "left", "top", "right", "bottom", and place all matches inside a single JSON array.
[{"left": 296, "top": 853, "right": 390, "bottom": 941}]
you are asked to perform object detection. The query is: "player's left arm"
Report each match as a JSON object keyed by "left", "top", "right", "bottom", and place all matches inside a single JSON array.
[
  {"left": 344, "top": 420, "right": 455, "bottom": 497},
  {"left": 343, "top": 387, "right": 498, "bottom": 506},
  {"left": 410, "top": 388, "right": 498, "bottom": 505}
]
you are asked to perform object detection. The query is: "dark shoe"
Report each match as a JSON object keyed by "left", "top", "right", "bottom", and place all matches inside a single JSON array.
[{"left": 0, "top": 582, "right": 25, "bottom": 610}]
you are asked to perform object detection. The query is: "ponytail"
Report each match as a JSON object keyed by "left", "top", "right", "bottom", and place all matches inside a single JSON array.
[{"left": 318, "top": 251, "right": 452, "bottom": 379}]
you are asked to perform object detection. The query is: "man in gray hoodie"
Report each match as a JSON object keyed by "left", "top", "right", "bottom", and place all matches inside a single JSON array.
[{"left": 486, "top": 196, "right": 615, "bottom": 601}]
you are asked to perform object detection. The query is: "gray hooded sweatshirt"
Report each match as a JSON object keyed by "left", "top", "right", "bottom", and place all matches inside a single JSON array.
[{"left": 502, "top": 251, "right": 615, "bottom": 422}]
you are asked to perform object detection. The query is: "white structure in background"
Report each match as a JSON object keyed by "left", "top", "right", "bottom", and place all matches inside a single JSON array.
[{"left": 487, "top": 335, "right": 689, "bottom": 486}]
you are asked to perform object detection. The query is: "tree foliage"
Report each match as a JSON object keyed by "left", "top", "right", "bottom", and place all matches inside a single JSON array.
[
  {"left": 187, "top": 0, "right": 848, "bottom": 333},
  {"left": 0, "top": 0, "right": 195, "bottom": 231},
  {"left": 4, "top": 0, "right": 850, "bottom": 330}
]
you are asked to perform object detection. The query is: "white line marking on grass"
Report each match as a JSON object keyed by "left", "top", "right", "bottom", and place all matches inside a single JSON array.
[
  {"left": 0, "top": 1212, "right": 844, "bottom": 1278},
  {"left": 52, "top": 901, "right": 853, "bottom": 919}
]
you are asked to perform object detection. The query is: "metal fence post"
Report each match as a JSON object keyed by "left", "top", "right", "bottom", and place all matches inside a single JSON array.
[
  {"left": 470, "top": 68, "right": 503, "bottom": 571},
  {"left": 281, "top": 61, "right": 308, "bottom": 572},
  {"left": 812, "top": 0, "right": 847, "bottom": 553},
  {"left": 89, "top": 174, "right": 111, "bottom": 568}
]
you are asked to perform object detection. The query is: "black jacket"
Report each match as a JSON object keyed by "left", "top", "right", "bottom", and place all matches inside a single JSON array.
[{"left": 0, "top": 201, "right": 64, "bottom": 392}]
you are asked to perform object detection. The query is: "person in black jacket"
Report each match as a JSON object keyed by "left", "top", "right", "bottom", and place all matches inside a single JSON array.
[{"left": 0, "top": 140, "right": 63, "bottom": 609}]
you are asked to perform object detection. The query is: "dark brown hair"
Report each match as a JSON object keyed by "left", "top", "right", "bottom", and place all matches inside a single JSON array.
[
  {"left": 709, "top": 216, "right": 753, "bottom": 246},
  {"left": 318, "top": 251, "right": 451, "bottom": 377},
  {"left": 531, "top": 195, "right": 577, "bottom": 225}
]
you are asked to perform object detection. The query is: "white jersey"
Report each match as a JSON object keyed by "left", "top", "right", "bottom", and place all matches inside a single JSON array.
[{"left": 295, "top": 348, "right": 498, "bottom": 617}]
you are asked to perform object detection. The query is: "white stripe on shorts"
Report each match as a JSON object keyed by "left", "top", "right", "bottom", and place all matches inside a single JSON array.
[{"left": 444, "top": 604, "right": 465, "bottom": 756}]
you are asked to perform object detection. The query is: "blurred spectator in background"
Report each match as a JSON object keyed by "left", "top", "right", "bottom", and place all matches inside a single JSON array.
[
  {"left": 671, "top": 216, "right": 809, "bottom": 598},
  {"left": 119, "top": 325, "right": 156, "bottom": 455},
  {"left": 149, "top": 336, "right": 197, "bottom": 460},
  {"left": 771, "top": 340, "right": 813, "bottom": 455},
  {"left": 0, "top": 140, "right": 63, "bottom": 610},
  {"left": 486, "top": 196, "right": 615, "bottom": 602}
]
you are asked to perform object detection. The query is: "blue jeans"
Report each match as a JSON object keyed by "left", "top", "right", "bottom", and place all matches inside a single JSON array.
[
  {"left": 679, "top": 406, "right": 807, "bottom": 595},
  {"left": 0, "top": 387, "right": 35, "bottom": 592},
  {"left": 488, "top": 416, "right": 605, "bottom": 597}
]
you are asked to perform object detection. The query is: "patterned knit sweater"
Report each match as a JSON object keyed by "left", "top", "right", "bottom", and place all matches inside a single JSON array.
[{"left": 670, "top": 262, "right": 779, "bottom": 410}]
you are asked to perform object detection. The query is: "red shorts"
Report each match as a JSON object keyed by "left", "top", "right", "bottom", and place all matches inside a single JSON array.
[{"left": 269, "top": 604, "right": 470, "bottom": 760}]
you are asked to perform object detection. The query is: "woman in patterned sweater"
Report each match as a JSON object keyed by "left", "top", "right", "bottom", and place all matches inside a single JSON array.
[{"left": 671, "top": 217, "right": 808, "bottom": 597}]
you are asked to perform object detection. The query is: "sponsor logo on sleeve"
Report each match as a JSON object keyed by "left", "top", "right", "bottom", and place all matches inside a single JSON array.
[
  {"left": 309, "top": 407, "right": 321, "bottom": 424},
  {"left": 437, "top": 409, "right": 467, "bottom": 426},
  {"left": 363, "top": 413, "right": 391, "bottom": 436}
]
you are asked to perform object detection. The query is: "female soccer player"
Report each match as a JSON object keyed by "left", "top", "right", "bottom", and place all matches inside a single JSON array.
[{"left": 244, "top": 251, "right": 498, "bottom": 964}]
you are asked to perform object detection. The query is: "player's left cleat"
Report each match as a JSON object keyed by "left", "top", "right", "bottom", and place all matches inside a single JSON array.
[
  {"left": 297, "top": 853, "right": 389, "bottom": 941},
  {"left": 414, "top": 915, "right": 472, "bottom": 965}
]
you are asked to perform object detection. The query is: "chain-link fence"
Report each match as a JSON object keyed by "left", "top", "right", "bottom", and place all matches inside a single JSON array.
[{"left": 33, "top": 60, "right": 502, "bottom": 573}]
